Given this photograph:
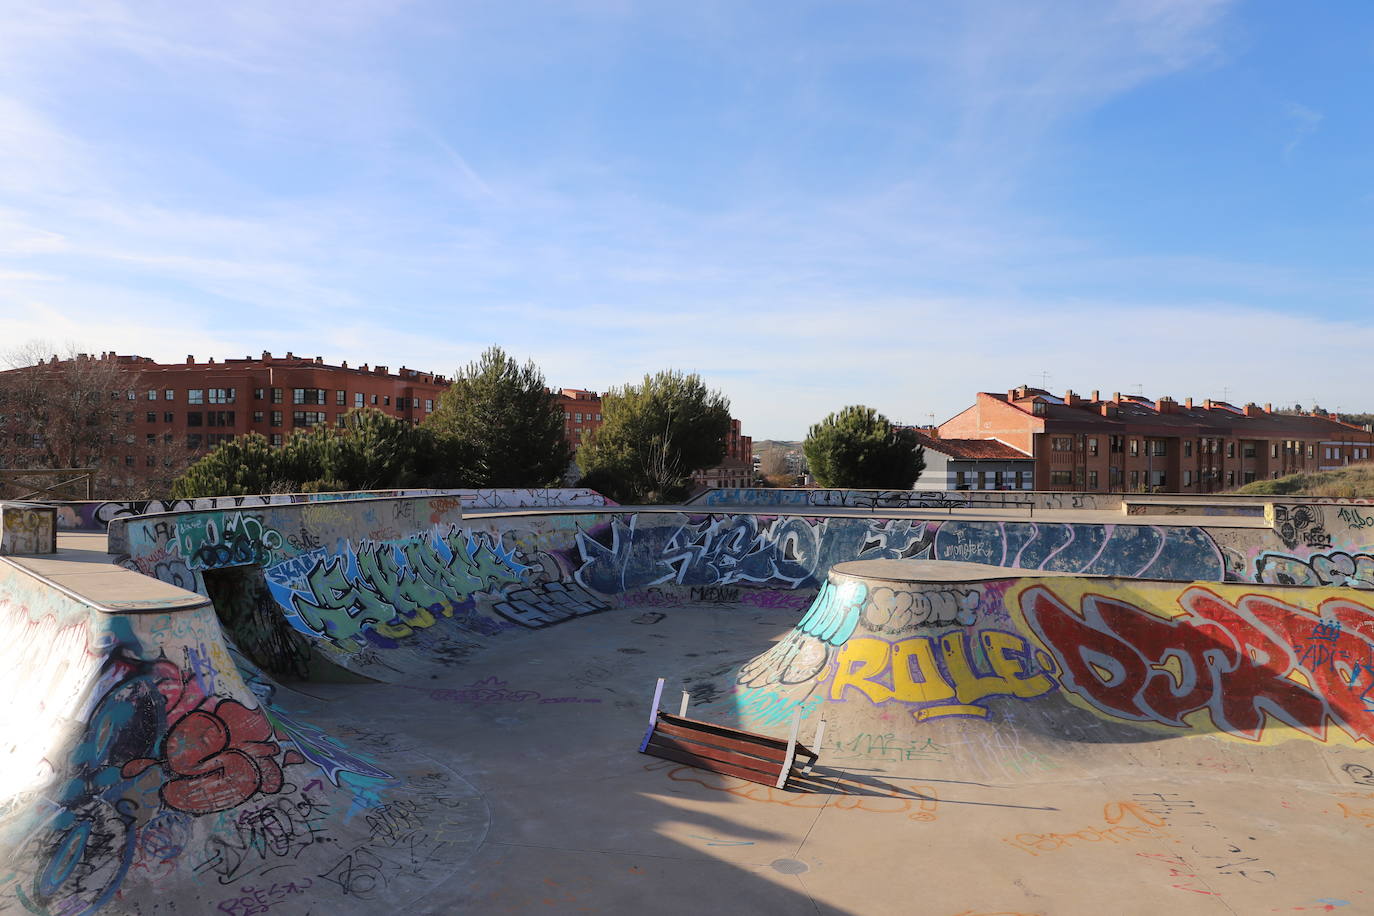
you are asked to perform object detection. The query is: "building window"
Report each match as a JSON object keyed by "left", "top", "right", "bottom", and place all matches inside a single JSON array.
[
  {"left": 165, "top": 389, "right": 175, "bottom": 401},
  {"left": 125, "top": 455, "right": 135, "bottom": 466},
  {"left": 147, "top": 390, "right": 158, "bottom": 401},
  {"left": 1152, "top": 470, "right": 1166, "bottom": 488},
  {"left": 355, "top": 393, "right": 364, "bottom": 408},
  {"left": 126, "top": 389, "right": 136, "bottom": 400},
  {"left": 161, "top": 411, "right": 172, "bottom": 423},
  {"left": 425, "top": 399, "right": 434, "bottom": 412},
  {"left": 1130, "top": 470, "right": 1140, "bottom": 489},
  {"left": 293, "top": 388, "right": 326, "bottom": 405},
  {"left": 1271, "top": 443, "right": 1279, "bottom": 458},
  {"left": 1109, "top": 435, "right": 1123, "bottom": 454},
  {"left": 336, "top": 414, "right": 347, "bottom": 428},
  {"left": 1184, "top": 441, "right": 1193, "bottom": 457},
  {"left": 384, "top": 396, "right": 391, "bottom": 406},
  {"left": 336, "top": 390, "right": 346, "bottom": 406},
  {"left": 271, "top": 411, "right": 282, "bottom": 427},
  {"left": 1088, "top": 470, "right": 1098, "bottom": 489},
  {"left": 1051, "top": 436, "right": 1072, "bottom": 451},
  {"left": 1050, "top": 470, "right": 1072, "bottom": 486},
  {"left": 271, "top": 388, "right": 283, "bottom": 403},
  {"left": 208, "top": 388, "right": 235, "bottom": 404},
  {"left": 575, "top": 413, "right": 584, "bottom": 423},
  {"left": 955, "top": 471, "right": 967, "bottom": 490},
  {"left": 1183, "top": 470, "right": 1193, "bottom": 486},
  {"left": 371, "top": 394, "right": 378, "bottom": 405},
  {"left": 1109, "top": 467, "right": 1122, "bottom": 488},
  {"left": 1151, "top": 440, "right": 1167, "bottom": 456},
  {"left": 1129, "top": 439, "right": 1139, "bottom": 457},
  {"left": 253, "top": 411, "right": 264, "bottom": 423},
  {"left": 254, "top": 388, "right": 265, "bottom": 400},
  {"left": 146, "top": 412, "right": 156, "bottom": 423},
  {"left": 163, "top": 434, "right": 173, "bottom": 444},
  {"left": 1087, "top": 437, "right": 1098, "bottom": 456},
  {"left": 146, "top": 434, "right": 156, "bottom": 446},
  {"left": 124, "top": 412, "right": 135, "bottom": 423},
  {"left": 186, "top": 434, "right": 203, "bottom": 450},
  {"left": 595, "top": 413, "right": 602, "bottom": 421},
  {"left": 188, "top": 389, "right": 204, "bottom": 405},
  {"left": 208, "top": 411, "right": 234, "bottom": 427},
  {"left": 187, "top": 412, "right": 203, "bottom": 427},
  {"left": 1227, "top": 471, "right": 1235, "bottom": 486},
  {"left": 293, "top": 411, "right": 326, "bottom": 427},
  {"left": 1227, "top": 442, "right": 1235, "bottom": 458},
  {"left": 1243, "top": 444, "right": 1256, "bottom": 458},
  {"left": 1307, "top": 444, "right": 1314, "bottom": 458}
]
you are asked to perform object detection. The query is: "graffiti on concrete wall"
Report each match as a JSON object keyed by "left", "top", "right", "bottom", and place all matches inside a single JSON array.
[
  {"left": 1016, "top": 582, "right": 1374, "bottom": 744},
  {"left": 264, "top": 525, "right": 527, "bottom": 646},
  {"left": 693, "top": 488, "right": 1112, "bottom": 511},
  {"left": 55, "top": 488, "right": 613, "bottom": 532},
  {"left": 0, "top": 503, "right": 55, "bottom": 555},
  {"left": 562, "top": 513, "right": 1223, "bottom": 597},
  {"left": 1255, "top": 550, "right": 1374, "bottom": 589},
  {"left": 1273, "top": 505, "right": 1332, "bottom": 551},
  {"left": 179, "top": 511, "right": 285, "bottom": 572}
]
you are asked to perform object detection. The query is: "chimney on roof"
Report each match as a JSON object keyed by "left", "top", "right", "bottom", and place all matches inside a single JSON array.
[
  {"left": 927, "top": 426, "right": 939, "bottom": 439},
  {"left": 341, "top": 360, "right": 348, "bottom": 369},
  {"left": 314, "top": 356, "right": 323, "bottom": 365},
  {"left": 1155, "top": 396, "right": 1175, "bottom": 414},
  {"left": 375, "top": 365, "right": 387, "bottom": 374},
  {"left": 1244, "top": 403, "right": 1263, "bottom": 417},
  {"left": 1265, "top": 403, "right": 1273, "bottom": 413},
  {"left": 360, "top": 364, "right": 368, "bottom": 372},
  {"left": 285, "top": 351, "right": 295, "bottom": 359},
  {"left": 186, "top": 355, "right": 194, "bottom": 365},
  {"left": 1112, "top": 391, "right": 1121, "bottom": 403},
  {"left": 262, "top": 351, "right": 270, "bottom": 359},
  {"left": 1186, "top": 397, "right": 1194, "bottom": 409},
  {"left": 1090, "top": 390, "right": 1099, "bottom": 402}
]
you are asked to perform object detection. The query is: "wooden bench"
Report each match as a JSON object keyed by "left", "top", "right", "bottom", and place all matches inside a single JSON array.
[{"left": 638, "top": 678, "right": 824, "bottom": 790}]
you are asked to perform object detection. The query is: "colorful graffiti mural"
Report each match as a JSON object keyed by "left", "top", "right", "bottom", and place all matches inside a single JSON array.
[{"left": 264, "top": 526, "right": 527, "bottom": 646}]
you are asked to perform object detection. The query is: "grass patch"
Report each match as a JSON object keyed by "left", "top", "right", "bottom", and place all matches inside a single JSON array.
[{"left": 1233, "top": 463, "right": 1374, "bottom": 497}]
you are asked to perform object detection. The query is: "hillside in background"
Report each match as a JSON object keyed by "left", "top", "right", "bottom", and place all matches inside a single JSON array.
[{"left": 1233, "top": 462, "right": 1374, "bottom": 497}]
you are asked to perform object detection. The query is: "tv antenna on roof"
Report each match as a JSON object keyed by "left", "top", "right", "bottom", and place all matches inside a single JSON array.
[
  {"left": 1038, "top": 370, "right": 1051, "bottom": 388},
  {"left": 1132, "top": 383, "right": 1144, "bottom": 396},
  {"left": 1222, "top": 386, "right": 1231, "bottom": 402}
]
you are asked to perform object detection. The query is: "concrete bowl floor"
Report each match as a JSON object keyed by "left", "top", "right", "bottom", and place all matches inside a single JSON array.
[{"left": 277, "top": 602, "right": 1374, "bottom": 916}]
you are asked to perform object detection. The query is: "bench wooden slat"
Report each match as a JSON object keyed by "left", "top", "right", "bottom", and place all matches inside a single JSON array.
[
  {"left": 644, "top": 742, "right": 789, "bottom": 785},
  {"left": 652, "top": 718, "right": 789, "bottom": 763},
  {"left": 646, "top": 733, "right": 787, "bottom": 780},
  {"left": 657, "top": 712, "right": 791, "bottom": 750}
]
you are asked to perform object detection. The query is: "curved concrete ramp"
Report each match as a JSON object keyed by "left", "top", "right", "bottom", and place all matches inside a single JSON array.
[
  {"left": 739, "top": 558, "right": 1374, "bottom": 752},
  {"left": 0, "top": 557, "right": 486, "bottom": 916}
]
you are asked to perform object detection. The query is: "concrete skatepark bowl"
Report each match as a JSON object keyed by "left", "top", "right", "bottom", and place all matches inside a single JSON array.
[{"left": 2, "top": 487, "right": 1374, "bottom": 914}]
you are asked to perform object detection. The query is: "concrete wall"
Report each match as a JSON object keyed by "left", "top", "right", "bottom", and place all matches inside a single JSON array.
[
  {"left": 0, "top": 556, "right": 481, "bottom": 916},
  {"left": 689, "top": 487, "right": 1119, "bottom": 510},
  {"left": 51, "top": 487, "right": 613, "bottom": 532},
  {"left": 739, "top": 561, "right": 1374, "bottom": 748}
]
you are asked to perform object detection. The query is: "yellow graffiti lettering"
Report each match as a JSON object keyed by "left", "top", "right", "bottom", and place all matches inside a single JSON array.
[
  {"left": 831, "top": 638, "right": 893, "bottom": 703},
  {"left": 982, "top": 630, "right": 1056, "bottom": 699}
]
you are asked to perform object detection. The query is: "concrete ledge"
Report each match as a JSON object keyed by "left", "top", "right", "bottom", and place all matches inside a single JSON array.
[{"left": 0, "top": 502, "right": 56, "bottom": 555}]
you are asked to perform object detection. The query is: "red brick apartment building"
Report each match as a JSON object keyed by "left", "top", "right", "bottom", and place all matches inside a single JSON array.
[
  {"left": 0, "top": 351, "right": 449, "bottom": 483},
  {"left": 555, "top": 388, "right": 754, "bottom": 488},
  {"left": 939, "top": 386, "right": 1374, "bottom": 493}
]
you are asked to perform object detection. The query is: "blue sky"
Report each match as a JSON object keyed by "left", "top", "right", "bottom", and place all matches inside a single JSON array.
[{"left": 1, "top": 0, "right": 1371, "bottom": 439}]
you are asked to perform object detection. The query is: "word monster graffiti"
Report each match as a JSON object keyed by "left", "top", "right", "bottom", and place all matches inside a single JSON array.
[
  {"left": 1017, "top": 583, "right": 1374, "bottom": 743},
  {"left": 264, "top": 525, "right": 527, "bottom": 646}
]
